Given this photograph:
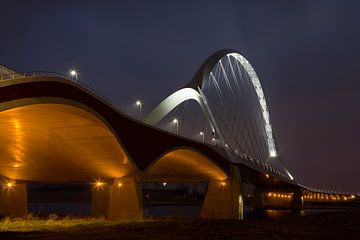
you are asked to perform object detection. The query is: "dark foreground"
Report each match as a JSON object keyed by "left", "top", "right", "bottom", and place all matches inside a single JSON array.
[{"left": 0, "top": 211, "right": 359, "bottom": 240}]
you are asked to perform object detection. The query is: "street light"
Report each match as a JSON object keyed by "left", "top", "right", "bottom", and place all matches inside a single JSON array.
[
  {"left": 69, "top": 69, "right": 78, "bottom": 82},
  {"left": 173, "top": 118, "right": 179, "bottom": 134},
  {"left": 211, "top": 137, "right": 216, "bottom": 145},
  {"left": 136, "top": 100, "right": 142, "bottom": 119},
  {"left": 199, "top": 131, "right": 204, "bottom": 142}
]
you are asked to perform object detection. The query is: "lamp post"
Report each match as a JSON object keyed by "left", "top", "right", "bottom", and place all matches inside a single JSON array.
[
  {"left": 136, "top": 100, "right": 142, "bottom": 119},
  {"left": 173, "top": 118, "right": 179, "bottom": 134},
  {"left": 199, "top": 131, "right": 204, "bottom": 142},
  {"left": 70, "top": 69, "right": 78, "bottom": 82}
]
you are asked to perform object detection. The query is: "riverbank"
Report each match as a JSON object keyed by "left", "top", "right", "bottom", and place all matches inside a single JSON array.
[{"left": 0, "top": 211, "right": 359, "bottom": 240}]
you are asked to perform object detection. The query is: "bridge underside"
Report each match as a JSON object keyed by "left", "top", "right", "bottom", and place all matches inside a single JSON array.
[
  {"left": 0, "top": 103, "right": 136, "bottom": 182},
  {"left": 0, "top": 102, "right": 237, "bottom": 219},
  {"left": 143, "top": 149, "right": 228, "bottom": 182}
]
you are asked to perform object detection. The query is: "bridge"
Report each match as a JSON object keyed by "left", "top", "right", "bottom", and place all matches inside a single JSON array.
[{"left": 0, "top": 49, "right": 358, "bottom": 219}]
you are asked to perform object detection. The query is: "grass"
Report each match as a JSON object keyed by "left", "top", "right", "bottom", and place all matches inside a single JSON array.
[
  {"left": 0, "top": 213, "right": 150, "bottom": 232},
  {"left": 0, "top": 211, "right": 359, "bottom": 240}
]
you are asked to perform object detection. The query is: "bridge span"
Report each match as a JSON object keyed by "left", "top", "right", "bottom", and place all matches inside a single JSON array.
[{"left": 0, "top": 50, "right": 358, "bottom": 220}]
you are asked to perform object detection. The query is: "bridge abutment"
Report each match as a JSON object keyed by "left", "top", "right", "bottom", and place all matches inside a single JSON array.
[
  {"left": 92, "top": 178, "right": 143, "bottom": 220},
  {"left": 0, "top": 181, "right": 27, "bottom": 217},
  {"left": 200, "top": 167, "right": 243, "bottom": 219}
]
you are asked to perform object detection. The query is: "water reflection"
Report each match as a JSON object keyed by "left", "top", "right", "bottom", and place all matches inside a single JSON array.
[{"left": 246, "top": 208, "right": 305, "bottom": 219}]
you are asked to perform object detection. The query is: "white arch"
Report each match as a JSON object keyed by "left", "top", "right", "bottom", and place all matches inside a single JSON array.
[
  {"left": 227, "top": 53, "right": 276, "bottom": 158},
  {"left": 144, "top": 88, "right": 219, "bottom": 139},
  {"left": 144, "top": 88, "right": 203, "bottom": 125},
  {"left": 145, "top": 52, "right": 294, "bottom": 181},
  {"left": 227, "top": 53, "right": 293, "bottom": 180}
]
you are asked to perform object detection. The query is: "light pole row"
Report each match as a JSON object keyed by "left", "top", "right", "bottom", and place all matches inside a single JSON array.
[{"left": 66, "top": 71, "right": 216, "bottom": 145}]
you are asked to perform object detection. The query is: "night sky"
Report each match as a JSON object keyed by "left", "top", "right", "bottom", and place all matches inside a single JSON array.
[{"left": 1, "top": 0, "right": 359, "bottom": 192}]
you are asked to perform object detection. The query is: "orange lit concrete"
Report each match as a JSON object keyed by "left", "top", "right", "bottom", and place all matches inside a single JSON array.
[
  {"left": 0, "top": 103, "right": 137, "bottom": 182},
  {"left": 200, "top": 167, "right": 242, "bottom": 219},
  {"left": 108, "top": 178, "right": 143, "bottom": 220},
  {"left": 91, "top": 182, "right": 110, "bottom": 217},
  {"left": 91, "top": 178, "right": 143, "bottom": 220},
  {"left": 0, "top": 181, "right": 27, "bottom": 217},
  {"left": 143, "top": 148, "right": 229, "bottom": 182}
]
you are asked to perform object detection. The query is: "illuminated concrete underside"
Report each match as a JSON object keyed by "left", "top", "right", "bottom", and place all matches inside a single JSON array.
[
  {"left": 144, "top": 149, "right": 228, "bottom": 182},
  {"left": 0, "top": 103, "right": 135, "bottom": 182}
]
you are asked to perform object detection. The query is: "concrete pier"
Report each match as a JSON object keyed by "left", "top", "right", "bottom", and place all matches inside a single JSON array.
[
  {"left": 0, "top": 181, "right": 27, "bottom": 217},
  {"left": 108, "top": 178, "right": 143, "bottom": 220},
  {"left": 92, "top": 178, "right": 143, "bottom": 220},
  {"left": 200, "top": 167, "right": 243, "bottom": 219}
]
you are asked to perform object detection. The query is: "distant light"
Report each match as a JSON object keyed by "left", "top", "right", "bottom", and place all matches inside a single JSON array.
[
  {"left": 136, "top": 100, "right": 141, "bottom": 106},
  {"left": 69, "top": 69, "right": 78, "bottom": 81},
  {"left": 173, "top": 118, "right": 178, "bottom": 123},
  {"left": 162, "top": 182, "right": 167, "bottom": 187},
  {"left": 265, "top": 174, "right": 269, "bottom": 179},
  {"left": 199, "top": 131, "right": 204, "bottom": 135},
  {"left": 221, "top": 181, "right": 226, "bottom": 187},
  {"left": 118, "top": 182, "right": 123, "bottom": 187}
]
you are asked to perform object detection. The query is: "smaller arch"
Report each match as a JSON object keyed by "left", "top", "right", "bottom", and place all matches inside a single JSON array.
[
  {"left": 142, "top": 147, "right": 229, "bottom": 182},
  {"left": 144, "top": 88, "right": 216, "bottom": 132}
]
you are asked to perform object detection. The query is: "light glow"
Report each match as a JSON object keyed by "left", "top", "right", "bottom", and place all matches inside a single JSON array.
[
  {"left": 94, "top": 180, "right": 105, "bottom": 188},
  {"left": 4, "top": 180, "right": 15, "bottom": 189}
]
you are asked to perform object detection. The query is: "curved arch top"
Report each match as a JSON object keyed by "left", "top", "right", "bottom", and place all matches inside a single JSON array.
[
  {"left": 185, "top": 49, "right": 237, "bottom": 90},
  {"left": 185, "top": 49, "right": 277, "bottom": 158}
]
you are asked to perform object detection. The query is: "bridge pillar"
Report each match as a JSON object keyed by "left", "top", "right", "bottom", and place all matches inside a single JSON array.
[
  {"left": 91, "top": 182, "right": 110, "bottom": 217},
  {"left": 200, "top": 166, "right": 243, "bottom": 219},
  {"left": 290, "top": 189, "right": 303, "bottom": 211},
  {"left": 108, "top": 178, "right": 143, "bottom": 220},
  {"left": 253, "top": 189, "right": 264, "bottom": 209},
  {"left": 0, "top": 181, "right": 27, "bottom": 218},
  {"left": 91, "top": 178, "right": 143, "bottom": 220}
]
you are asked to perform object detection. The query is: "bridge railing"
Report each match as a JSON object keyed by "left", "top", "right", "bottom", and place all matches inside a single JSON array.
[{"left": 0, "top": 71, "right": 122, "bottom": 114}]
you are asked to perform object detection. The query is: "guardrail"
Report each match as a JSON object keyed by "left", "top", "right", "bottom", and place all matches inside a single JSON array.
[{"left": 0, "top": 71, "right": 121, "bottom": 113}]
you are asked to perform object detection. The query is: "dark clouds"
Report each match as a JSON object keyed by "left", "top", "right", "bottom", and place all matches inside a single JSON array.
[{"left": 1, "top": 0, "right": 359, "bottom": 192}]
